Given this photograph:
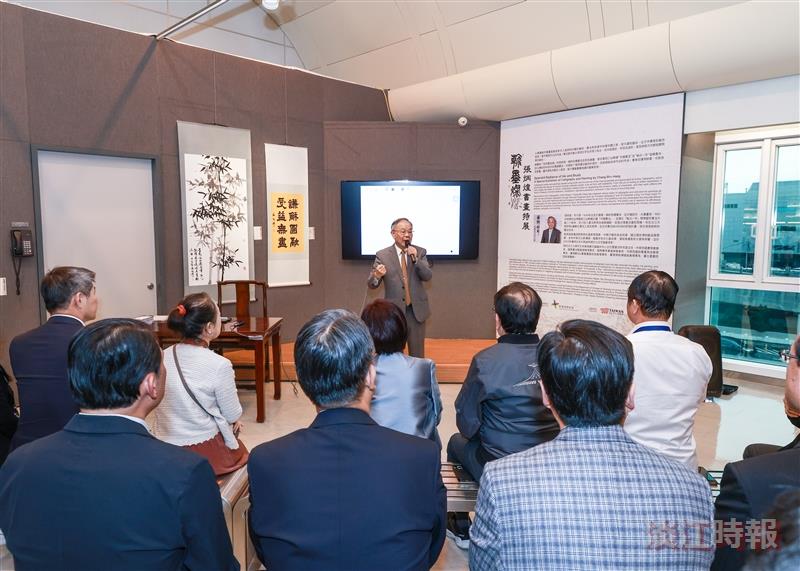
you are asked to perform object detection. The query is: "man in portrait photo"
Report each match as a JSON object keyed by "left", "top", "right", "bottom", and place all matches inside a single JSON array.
[{"left": 540, "top": 216, "right": 561, "bottom": 244}]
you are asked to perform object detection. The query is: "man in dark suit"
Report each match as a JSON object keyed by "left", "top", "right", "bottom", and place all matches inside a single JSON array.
[
  {"left": 9, "top": 266, "right": 98, "bottom": 450},
  {"left": 712, "top": 336, "right": 800, "bottom": 570},
  {"left": 712, "top": 448, "right": 800, "bottom": 570},
  {"left": 0, "top": 318, "right": 238, "bottom": 571},
  {"left": 368, "top": 217, "right": 433, "bottom": 357},
  {"left": 248, "top": 309, "right": 446, "bottom": 571},
  {"left": 540, "top": 216, "right": 561, "bottom": 243}
]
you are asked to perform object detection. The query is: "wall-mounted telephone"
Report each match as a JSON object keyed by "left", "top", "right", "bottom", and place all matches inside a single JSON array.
[
  {"left": 10, "top": 227, "right": 33, "bottom": 295},
  {"left": 11, "top": 229, "right": 34, "bottom": 257}
]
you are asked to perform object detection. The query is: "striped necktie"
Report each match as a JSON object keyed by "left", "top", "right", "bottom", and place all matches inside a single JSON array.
[{"left": 400, "top": 252, "right": 412, "bottom": 306}]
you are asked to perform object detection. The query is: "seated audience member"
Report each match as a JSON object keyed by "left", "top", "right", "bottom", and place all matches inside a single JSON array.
[
  {"left": 741, "top": 490, "right": 800, "bottom": 571},
  {"left": 248, "top": 309, "right": 446, "bottom": 571},
  {"left": 469, "top": 319, "right": 715, "bottom": 571},
  {"left": 742, "top": 335, "right": 800, "bottom": 458},
  {"left": 361, "top": 299, "right": 442, "bottom": 444},
  {"left": 712, "top": 338, "right": 800, "bottom": 571},
  {"left": 624, "top": 270, "right": 712, "bottom": 470},
  {"left": 447, "top": 282, "right": 558, "bottom": 545},
  {"left": 152, "top": 293, "right": 247, "bottom": 476},
  {"left": 0, "top": 318, "right": 238, "bottom": 571},
  {"left": 0, "top": 365, "right": 17, "bottom": 465},
  {"left": 9, "top": 266, "right": 97, "bottom": 451}
]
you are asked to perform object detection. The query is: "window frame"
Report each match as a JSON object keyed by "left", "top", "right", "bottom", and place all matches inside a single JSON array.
[{"left": 707, "top": 124, "right": 800, "bottom": 377}]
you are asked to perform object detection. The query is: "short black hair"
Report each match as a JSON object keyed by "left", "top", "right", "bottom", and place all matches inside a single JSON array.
[
  {"left": 494, "top": 282, "right": 542, "bottom": 334},
  {"left": 41, "top": 266, "right": 95, "bottom": 312},
  {"left": 68, "top": 318, "right": 162, "bottom": 410},
  {"left": 361, "top": 299, "right": 408, "bottom": 355},
  {"left": 627, "top": 270, "right": 679, "bottom": 319},
  {"left": 538, "top": 319, "right": 634, "bottom": 427},
  {"left": 294, "top": 309, "right": 375, "bottom": 408},
  {"left": 167, "top": 292, "right": 218, "bottom": 339}
]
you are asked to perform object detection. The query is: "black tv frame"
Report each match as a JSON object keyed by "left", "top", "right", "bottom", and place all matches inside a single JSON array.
[{"left": 340, "top": 180, "right": 480, "bottom": 261}]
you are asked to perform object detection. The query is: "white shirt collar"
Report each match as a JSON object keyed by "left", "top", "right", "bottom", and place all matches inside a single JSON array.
[
  {"left": 631, "top": 320, "right": 671, "bottom": 333},
  {"left": 394, "top": 244, "right": 405, "bottom": 257},
  {"left": 50, "top": 313, "right": 85, "bottom": 326},
  {"left": 79, "top": 412, "right": 151, "bottom": 431}
]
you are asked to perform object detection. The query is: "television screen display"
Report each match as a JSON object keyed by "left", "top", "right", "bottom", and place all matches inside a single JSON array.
[{"left": 341, "top": 180, "right": 480, "bottom": 260}]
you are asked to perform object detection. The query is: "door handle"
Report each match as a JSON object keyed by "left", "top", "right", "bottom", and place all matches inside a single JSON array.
[{"left": 146, "top": 283, "right": 155, "bottom": 290}]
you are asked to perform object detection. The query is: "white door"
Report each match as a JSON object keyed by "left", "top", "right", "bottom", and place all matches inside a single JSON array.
[{"left": 37, "top": 151, "right": 158, "bottom": 320}]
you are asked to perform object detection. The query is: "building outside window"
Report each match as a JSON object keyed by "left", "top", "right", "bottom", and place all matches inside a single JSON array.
[{"left": 708, "top": 125, "right": 799, "bottom": 377}]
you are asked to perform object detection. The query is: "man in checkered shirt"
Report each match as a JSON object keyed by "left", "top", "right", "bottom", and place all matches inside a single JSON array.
[{"left": 470, "top": 319, "right": 714, "bottom": 570}]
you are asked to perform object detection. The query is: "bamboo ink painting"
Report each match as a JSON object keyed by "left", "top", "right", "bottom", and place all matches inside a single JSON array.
[{"left": 184, "top": 154, "right": 250, "bottom": 286}]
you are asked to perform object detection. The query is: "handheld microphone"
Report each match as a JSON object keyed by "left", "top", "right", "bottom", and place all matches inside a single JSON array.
[{"left": 405, "top": 240, "right": 416, "bottom": 263}]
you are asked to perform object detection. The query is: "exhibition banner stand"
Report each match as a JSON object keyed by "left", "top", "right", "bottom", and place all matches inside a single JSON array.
[{"left": 498, "top": 94, "right": 685, "bottom": 334}]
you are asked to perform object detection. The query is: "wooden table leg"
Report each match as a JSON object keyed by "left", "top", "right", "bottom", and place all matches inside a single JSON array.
[
  {"left": 254, "top": 341, "right": 265, "bottom": 423},
  {"left": 271, "top": 330, "right": 282, "bottom": 400}
]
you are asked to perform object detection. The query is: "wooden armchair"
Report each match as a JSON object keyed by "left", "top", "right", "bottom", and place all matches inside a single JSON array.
[
  {"left": 217, "top": 280, "right": 279, "bottom": 398},
  {"left": 217, "top": 280, "right": 268, "bottom": 320}
]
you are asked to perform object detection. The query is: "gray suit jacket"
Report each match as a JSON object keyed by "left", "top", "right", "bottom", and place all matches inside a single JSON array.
[
  {"left": 370, "top": 353, "right": 442, "bottom": 445},
  {"left": 367, "top": 244, "right": 432, "bottom": 323}
]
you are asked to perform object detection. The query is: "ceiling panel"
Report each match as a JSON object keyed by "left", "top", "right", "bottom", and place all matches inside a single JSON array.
[
  {"left": 173, "top": 21, "right": 288, "bottom": 65},
  {"left": 281, "top": 17, "right": 324, "bottom": 69},
  {"left": 284, "top": 46, "right": 303, "bottom": 68},
  {"left": 15, "top": 1, "right": 170, "bottom": 34},
  {"left": 631, "top": 0, "right": 649, "bottom": 29},
  {"left": 400, "top": 1, "right": 437, "bottom": 34},
  {"left": 165, "top": 0, "right": 208, "bottom": 18},
  {"left": 602, "top": 0, "right": 633, "bottom": 36},
  {"left": 418, "top": 31, "right": 449, "bottom": 84},
  {"left": 447, "top": 1, "right": 590, "bottom": 74},
  {"left": 195, "top": 1, "right": 286, "bottom": 45},
  {"left": 436, "top": 0, "right": 523, "bottom": 26},
  {"left": 284, "top": 1, "right": 409, "bottom": 67},
  {"left": 266, "top": 0, "right": 333, "bottom": 25},
  {"left": 586, "top": 0, "right": 604, "bottom": 40},
  {"left": 648, "top": 0, "right": 745, "bottom": 25},
  {"left": 125, "top": 1, "right": 169, "bottom": 13},
  {"left": 320, "top": 36, "right": 443, "bottom": 90}
]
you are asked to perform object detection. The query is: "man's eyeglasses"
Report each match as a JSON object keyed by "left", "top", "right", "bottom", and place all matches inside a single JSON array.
[{"left": 780, "top": 349, "right": 799, "bottom": 363}]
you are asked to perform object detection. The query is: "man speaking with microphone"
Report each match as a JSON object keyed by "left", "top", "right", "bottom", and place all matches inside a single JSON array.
[{"left": 367, "top": 218, "right": 433, "bottom": 358}]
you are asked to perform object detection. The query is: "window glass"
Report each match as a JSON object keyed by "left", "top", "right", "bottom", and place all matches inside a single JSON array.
[
  {"left": 769, "top": 144, "right": 800, "bottom": 277},
  {"left": 710, "top": 287, "right": 799, "bottom": 366},
  {"left": 718, "top": 148, "right": 761, "bottom": 275}
]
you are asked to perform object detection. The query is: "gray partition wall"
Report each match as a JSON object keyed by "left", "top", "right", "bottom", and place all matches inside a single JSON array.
[{"left": 324, "top": 122, "right": 501, "bottom": 340}]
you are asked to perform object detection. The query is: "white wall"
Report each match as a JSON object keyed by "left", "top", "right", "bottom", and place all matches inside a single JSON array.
[{"left": 684, "top": 75, "right": 800, "bottom": 134}]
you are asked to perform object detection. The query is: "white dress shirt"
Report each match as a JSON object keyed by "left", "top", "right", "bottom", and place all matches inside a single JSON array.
[{"left": 624, "top": 321, "right": 712, "bottom": 469}]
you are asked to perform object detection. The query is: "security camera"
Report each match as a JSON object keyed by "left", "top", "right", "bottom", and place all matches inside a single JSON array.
[{"left": 457, "top": 116, "right": 468, "bottom": 127}]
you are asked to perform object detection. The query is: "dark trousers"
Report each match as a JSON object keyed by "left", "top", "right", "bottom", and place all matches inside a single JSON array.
[
  {"left": 446, "top": 433, "right": 497, "bottom": 482},
  {"left": 405, "top": 304, "right": 425, "bottom": 358}
]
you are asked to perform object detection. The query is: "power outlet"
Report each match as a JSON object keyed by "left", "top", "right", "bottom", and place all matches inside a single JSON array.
[
  {"left": 308, "top": 227, "right": 315, "bottom": 240},
  {"left": 0, "top": 277, "right": 6, "bottom": 296},
  {"left": 253, "top": 226, "right": 262, "bottom": 240}
]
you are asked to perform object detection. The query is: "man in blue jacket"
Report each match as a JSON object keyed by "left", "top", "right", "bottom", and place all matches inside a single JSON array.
[
  {"left": 9, "top": 266, "right": 98, "bottom": 450},
  {"left": 248, "top": 309, "right": 446, "bottom": 571},
  {"left": 0, "top": 318, "right": 238, "bottom": 571}
]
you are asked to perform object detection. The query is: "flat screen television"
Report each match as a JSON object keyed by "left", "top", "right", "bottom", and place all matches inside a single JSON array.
[{"left": 341, "top": 180, "right": 480, "bottom": 260}]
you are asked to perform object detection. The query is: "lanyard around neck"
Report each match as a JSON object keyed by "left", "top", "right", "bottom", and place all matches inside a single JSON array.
[{"left": 633, "top": 325, "right": 671, "bottom": 333}]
